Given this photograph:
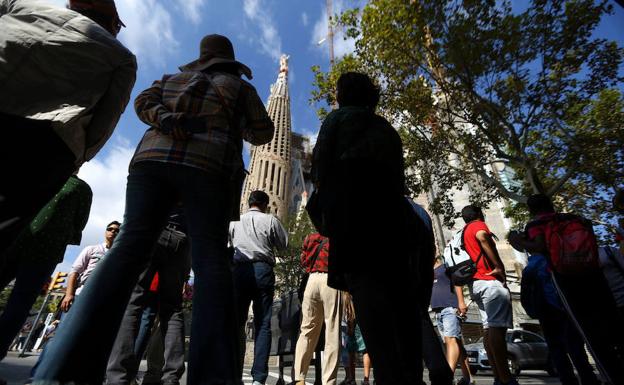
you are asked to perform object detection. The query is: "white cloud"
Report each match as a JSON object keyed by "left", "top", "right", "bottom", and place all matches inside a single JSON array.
[
  {"left": 176, "top": 0, "right": 206, "bottom": 25},
  {"left": 301, "top": 12, "right": 309, "bottom": 26},
  {"left": 75, "top": 139, "right": 134, "bottom": 249},
  {"left": 243, "top": 0, "right": 283, "bottom": 62},
  {"left": 311, "top": 0, "right": 356, "bottom": 59},
  {"left": 40, "top": 0, "right": 179, "bottom": 68},
  {"left": 116, "top": 0, "right": 179, "bottom": 68}
]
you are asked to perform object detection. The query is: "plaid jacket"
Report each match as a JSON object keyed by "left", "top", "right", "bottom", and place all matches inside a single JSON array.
[
  {"left": 132, "top": 70, "right": 274, "bottom": 176},
  {"left": 301, "top": 233, "right": 330, "bottom": 273}
]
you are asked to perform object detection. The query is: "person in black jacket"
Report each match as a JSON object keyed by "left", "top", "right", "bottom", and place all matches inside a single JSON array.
[{"left": 311, "top": 72, "right": 424, "bottom": 385}]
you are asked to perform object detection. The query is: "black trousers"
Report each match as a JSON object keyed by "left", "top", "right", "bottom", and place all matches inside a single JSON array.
[
  {"left": 554, "top": 271, "right": 624, "bottom": 385},
  {"left": 345, "top": 269, "right": 423, "bottom": 385},
  {"left": 0, "top": 113, "right": 75, "bottom": 254}
]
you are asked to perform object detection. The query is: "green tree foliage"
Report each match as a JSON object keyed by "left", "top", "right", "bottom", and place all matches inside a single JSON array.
[
  {"left": 311, "top": 0, "right": 624, "bottom": 232},
  {"left": 274, "top": 210, "right": 316, "bottom": 296}
]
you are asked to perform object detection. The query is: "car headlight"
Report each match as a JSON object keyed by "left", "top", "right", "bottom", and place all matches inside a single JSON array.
[{"left": 478, "top": 348, "right": 487, "bottom": 355}]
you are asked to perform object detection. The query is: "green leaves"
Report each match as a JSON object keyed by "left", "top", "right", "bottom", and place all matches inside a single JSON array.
[{"left": 310, "top": 0, "right": 623, "bottom": 238}]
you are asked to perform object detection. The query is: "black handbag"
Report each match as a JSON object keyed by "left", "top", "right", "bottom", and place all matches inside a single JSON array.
[
  {"left": 306, "top": 190, "right": 330, "bottom": 237},
  {"left": 298, "top": 238, "right": 328, "bottom": 302}
]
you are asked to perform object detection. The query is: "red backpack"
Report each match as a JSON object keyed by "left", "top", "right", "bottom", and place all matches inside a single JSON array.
[{"left": 541, "top": 213, "right": 600, "bottom": 274}]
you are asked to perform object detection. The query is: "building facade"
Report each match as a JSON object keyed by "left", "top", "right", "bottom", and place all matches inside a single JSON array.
[{"left": 241, "top": 55, "right": 293, "bottom": 220}]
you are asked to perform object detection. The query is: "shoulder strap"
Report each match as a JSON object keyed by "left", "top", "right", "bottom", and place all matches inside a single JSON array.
[{"left": 308, "top": 238, "right": 327, "bottom": 270}]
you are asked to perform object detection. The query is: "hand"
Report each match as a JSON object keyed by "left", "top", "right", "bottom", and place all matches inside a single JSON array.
[
  {"left": 485, "top": 266, "right": 506, "bottom": 283},
  {"left": 60, "top": 294, "right": 74, "bottom": 312},
  {"left": 457, "top": 302, "right": 468, "bottom": 316}
]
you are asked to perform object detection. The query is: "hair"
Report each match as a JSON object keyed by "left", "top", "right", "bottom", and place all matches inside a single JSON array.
[
  {"left": 461, "top": 205, "right": 484, "bottom": 223},
  {"left": 107, "top": 220, "right": 121, "bottom": 228},
  {"left": 526, "top": 194, "right": 555, "bottom": 216},
  {"left": 248, "top": 190, "right": 269, "bottom": 208},
  {"left": 336, "top": 72, "right": 380, "bottom": 110}
]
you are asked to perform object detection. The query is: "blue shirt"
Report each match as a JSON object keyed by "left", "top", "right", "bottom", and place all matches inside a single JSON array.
[{"left": 430, "top": 265, "right": 458, "bottom": 310}]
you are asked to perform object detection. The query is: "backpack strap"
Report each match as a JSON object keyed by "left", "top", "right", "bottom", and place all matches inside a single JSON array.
[
  {"left": 307, "top": 237, "right": 327, "bottom": 272},
  {"left": 461, "top": 222, "right": 485, "bottom": 267}
]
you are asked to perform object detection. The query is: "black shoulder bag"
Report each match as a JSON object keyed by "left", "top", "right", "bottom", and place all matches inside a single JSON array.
[{"left": 298, "top": 238, "right": 328, "bottom": 302}]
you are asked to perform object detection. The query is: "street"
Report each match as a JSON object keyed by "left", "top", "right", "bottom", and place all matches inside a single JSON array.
[{"left": 0, "top": 352, "right": 563, "bottom": 385}]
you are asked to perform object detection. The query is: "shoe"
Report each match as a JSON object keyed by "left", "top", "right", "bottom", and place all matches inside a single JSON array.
[
  {"left": 504, "top": 380, "right": 519, "bottom": 385},
  {"left": 361, "top": 379, "right": 370, "bottom": 385},
  {"left": 456, "top": 378, "right": 475, "bottom": 385}
]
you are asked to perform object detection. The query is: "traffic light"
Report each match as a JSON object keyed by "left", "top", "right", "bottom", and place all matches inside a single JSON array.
[{"left": 49, "top": 272, "right": 68, "bottom": 290}]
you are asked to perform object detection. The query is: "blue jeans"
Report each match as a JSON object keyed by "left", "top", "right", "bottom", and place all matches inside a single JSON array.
[
  {"left": 34, "top": 162, "right": 239, "bottom": 385},
  {"left": 107, "top": 226, "right": 191, "bottom": 385},
  {"left": 0, "top": 256, "right": 57, "bottom": 360},
  {"left": 232, "top": 261, "right": 275, "bottom": 383}
]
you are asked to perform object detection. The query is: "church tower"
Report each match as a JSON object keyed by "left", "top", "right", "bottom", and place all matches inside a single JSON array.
[{"left": 241, "top": 55, "right": 292, "bottom": 221}]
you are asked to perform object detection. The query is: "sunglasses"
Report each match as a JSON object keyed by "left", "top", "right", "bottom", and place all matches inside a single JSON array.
[{"left": 107, "top": 227, "right": 120, "bottom": 233}]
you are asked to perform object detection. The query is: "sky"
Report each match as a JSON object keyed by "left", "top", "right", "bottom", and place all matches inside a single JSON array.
[{"left": 41, "top": 0, "right": 624, "bottom": 274}]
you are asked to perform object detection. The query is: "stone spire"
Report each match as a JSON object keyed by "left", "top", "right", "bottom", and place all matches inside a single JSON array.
[{"left": 241, "top": 54, "right": 292, "bottom": 221}]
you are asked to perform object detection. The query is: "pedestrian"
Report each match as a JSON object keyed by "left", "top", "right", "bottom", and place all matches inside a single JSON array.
[
  {"left": 61, "top": 221, "right": 121, "bottom": 313},
  {"left": 598, "top": 243, "right": 624, "bottom": 320},
  {"left": 293, "top": 233, "right": 340, "bottom": 385},
  {"left": 230, "top": 190, "right": 288, "bottom": 385},
  {"left": 0, "top": 175, "right": 92, "bottom": 361},
  {"left": 430, "top": 257, "right": 474, "bottom": 385},
  {"left": 509, "top": 194, "right": 624, "bottom": 384},
  {"left": 106, "top": 209, "right": 191, "bottom": 385},
  {"left": 340, "top": 292, "right": 371, "bottom": 385},
  {"left": 455, "top": 205, "right": 516, "bottom": 385},
  {"left": 0, "top": 0, "right": 136, "bottom": 254},
  {"left": 310, "top": 72, "right": 424, "bottom": 385},
  {"left": 32, "top": 33, "right": 274, "bottom": 385}
]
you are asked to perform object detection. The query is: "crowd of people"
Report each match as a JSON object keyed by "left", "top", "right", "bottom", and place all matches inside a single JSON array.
[{"left": 1, "top": 1, "right": 624, "bottom": 385}]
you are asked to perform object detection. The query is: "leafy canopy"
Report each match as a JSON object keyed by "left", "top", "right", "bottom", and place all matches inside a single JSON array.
[{"left": 311, "top": 0, "right": 623, "bottom": 233}]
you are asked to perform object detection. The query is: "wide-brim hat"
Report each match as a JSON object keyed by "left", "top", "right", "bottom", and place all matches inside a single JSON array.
[{"left": 180, "top": 34, "right": 252, "bottom": 79}]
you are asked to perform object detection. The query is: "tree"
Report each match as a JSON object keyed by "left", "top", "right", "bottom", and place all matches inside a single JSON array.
[
  {"left": 311, "top": 0, "right": 624, "bottom": 234},
  {"left": 274, "top": 210, "right": 316, "bottom": 296}
]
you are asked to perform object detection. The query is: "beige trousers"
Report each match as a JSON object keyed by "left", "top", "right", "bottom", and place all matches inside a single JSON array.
[{"left": 294, "top": 272, "right": 341, "bottom": 385}]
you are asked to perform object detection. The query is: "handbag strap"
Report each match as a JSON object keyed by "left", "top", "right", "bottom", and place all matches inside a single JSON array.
[{"left": 307, "top": 238, "right": 327, "bottom": 273}]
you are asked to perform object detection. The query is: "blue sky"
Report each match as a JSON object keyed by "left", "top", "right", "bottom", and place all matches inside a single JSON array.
[{"left": 45, "top": 0, "right": 624, "bottom": 273}]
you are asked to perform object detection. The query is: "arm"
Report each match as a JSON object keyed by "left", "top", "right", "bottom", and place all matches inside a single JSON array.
[
  {"left": 271, "top": 219, "right": 289, "bottom": 251},
  {"left": 300, "top": 235, "right": 310, "bottom": 268},
  {"left": 83, "top": 55, "right": 137, "bottom": 161},
  {"left": 61, "top": 273, "right": 79, "bottom": 312},
  {"left": 455, "top": 285, "right": 468, "bottom": 316},
  {"left": 240, "top": 86, "right": 274, "bottom": 145},
  {"left": 311, "top": 114, "right": 336, "bottom": 188},
  {"left": 508, "top": 230, "right": 548, "bottom": 254},
  {"left": 476, "top": 230, "right": 507, "bottom": 283}
]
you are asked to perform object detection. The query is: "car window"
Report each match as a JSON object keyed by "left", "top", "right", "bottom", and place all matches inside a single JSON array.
[{"left": 521, "top": 332, "right": 544, "bottom": 343}]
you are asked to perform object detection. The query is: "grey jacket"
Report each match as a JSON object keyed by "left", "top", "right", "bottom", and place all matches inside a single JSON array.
[{"left": 0, "top": 0, "right": 137, "bottom": 166}]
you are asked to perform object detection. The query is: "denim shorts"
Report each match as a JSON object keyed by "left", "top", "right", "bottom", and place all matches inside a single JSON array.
[
  {"left": 435, "top": 307, "right": 462, "bottom": 338},
  {"left": 470, "top": 279, "right": 513, "bottom": 329}
]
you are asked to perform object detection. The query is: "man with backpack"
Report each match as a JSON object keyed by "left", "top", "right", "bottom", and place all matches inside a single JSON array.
[
  {"left": 455, "top": 205, "right": 516, "bottom": 385},
  {"left": 509, "top": 194, "right": 624, "bottom": 384},
  {"left": 509, "top": 195, "right": 599, "bottom": 385}
]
